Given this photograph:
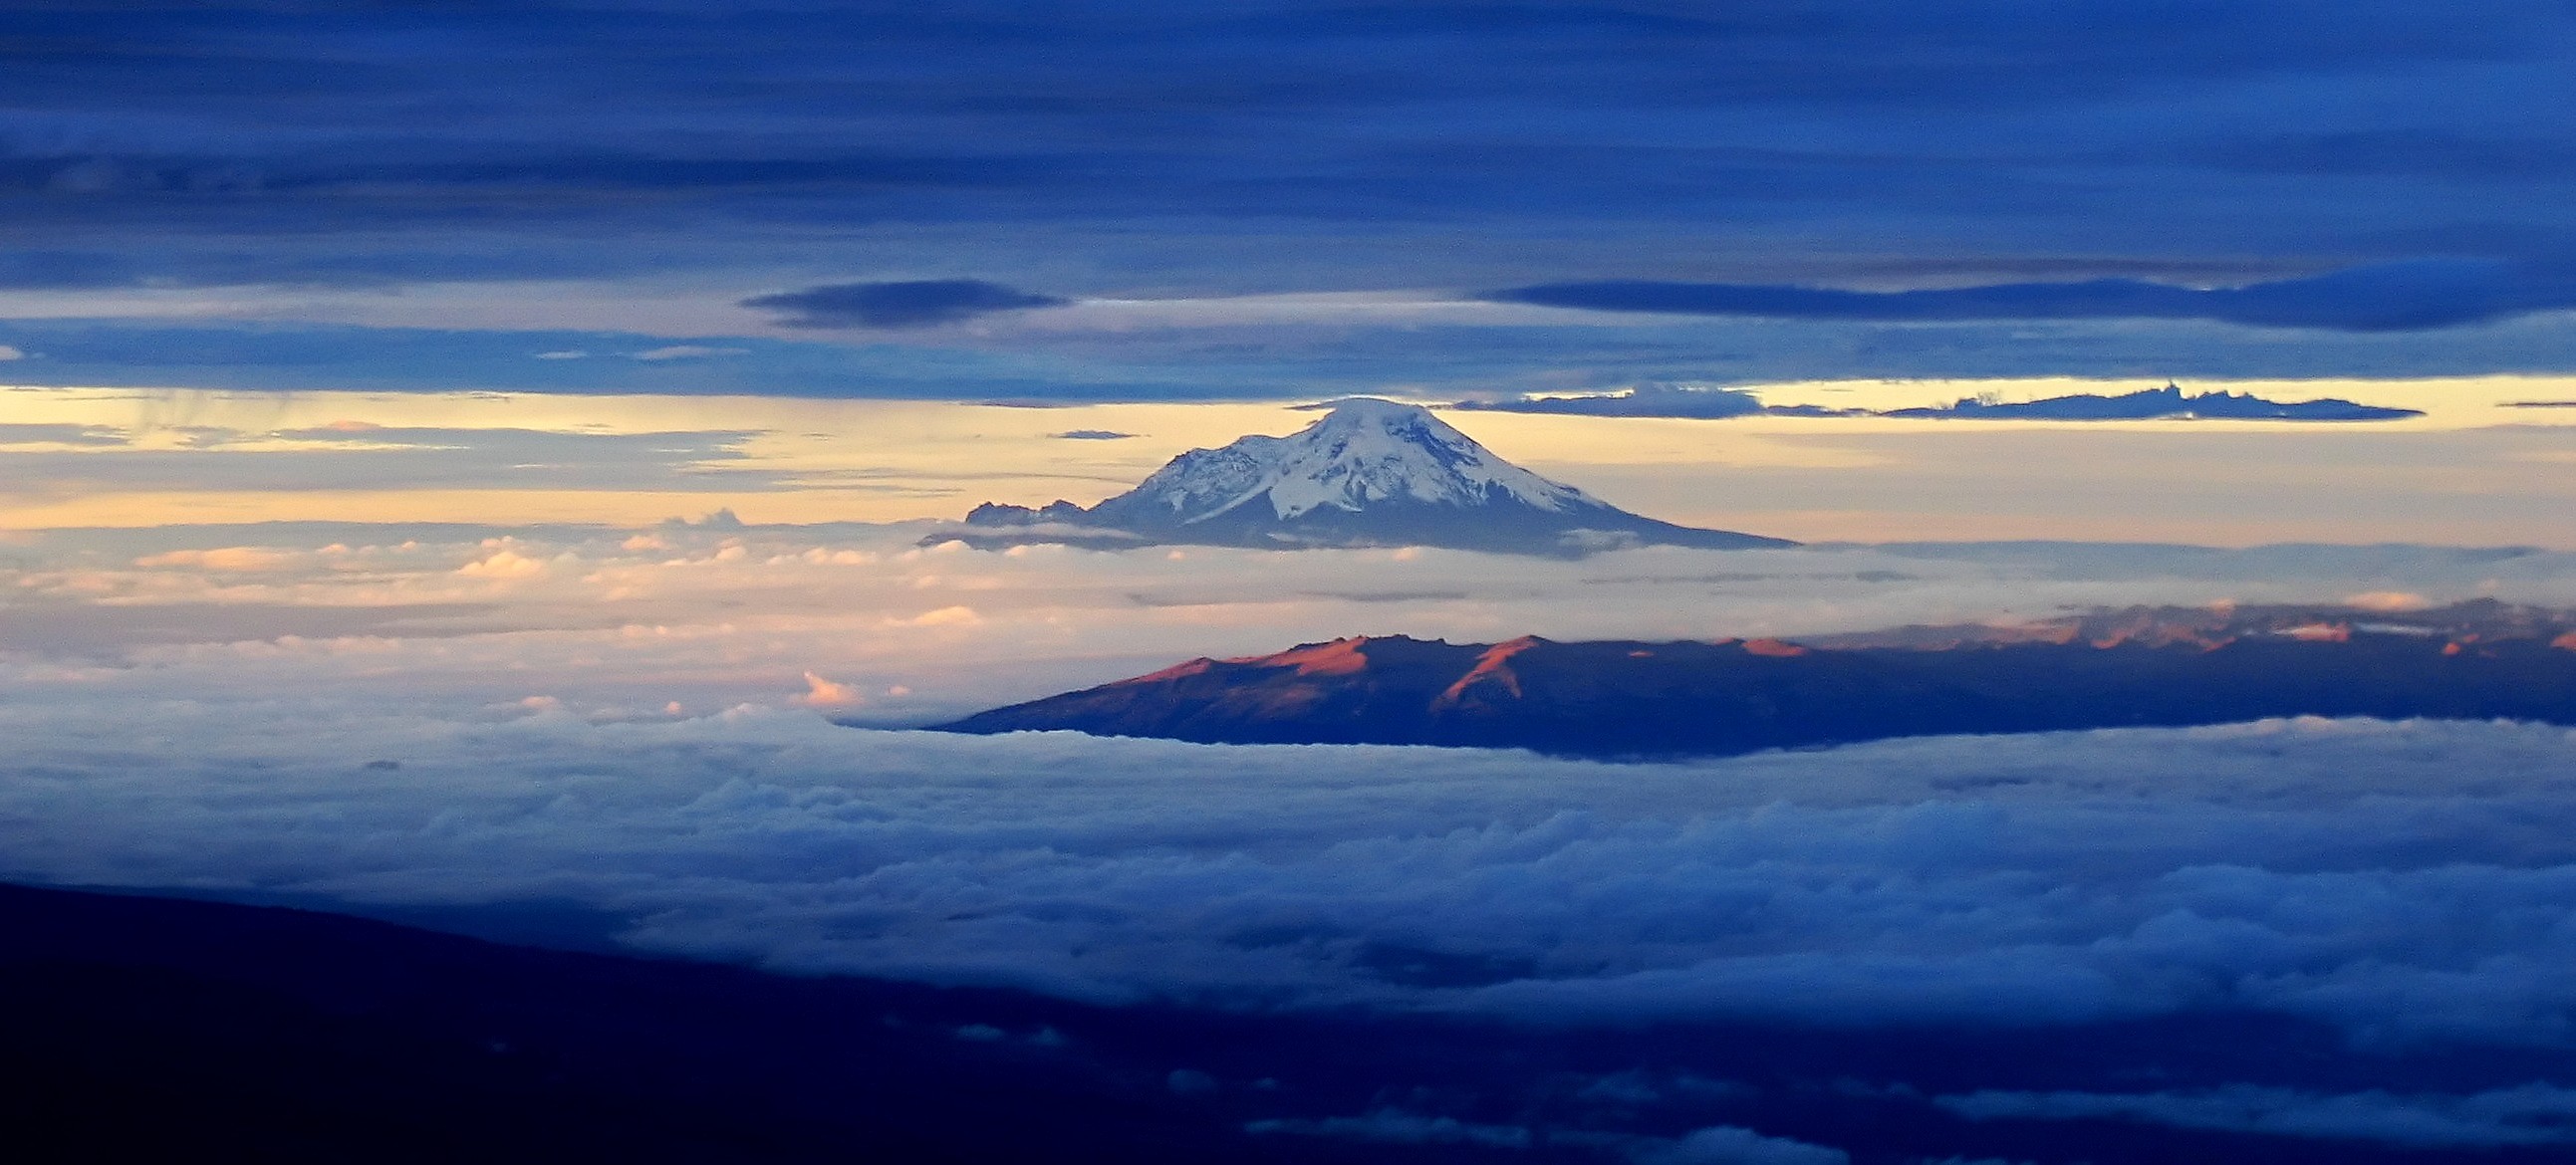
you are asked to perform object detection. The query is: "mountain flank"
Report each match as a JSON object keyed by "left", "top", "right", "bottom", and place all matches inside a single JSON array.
[{"left": 935, "top": 600, "right": 2576, "bottom": 759}]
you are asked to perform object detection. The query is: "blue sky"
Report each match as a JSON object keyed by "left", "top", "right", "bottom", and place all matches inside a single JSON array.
[{"left": 7, "top": 1, "right": 2576, "bottom": 397}]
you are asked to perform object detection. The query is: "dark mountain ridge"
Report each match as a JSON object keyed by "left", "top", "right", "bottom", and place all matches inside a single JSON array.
[
  {"left": 936, "top": 600, "right": 2576, "bottom": 758},
  {"left": 1452, "top": 381, "right": 2422, "bottom": 422}
]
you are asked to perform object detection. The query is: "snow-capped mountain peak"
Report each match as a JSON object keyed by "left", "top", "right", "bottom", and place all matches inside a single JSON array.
[
  {"left": 953, "top": 397, "right": 1793, "bottom": 556},
  {"left": 1121, "top": 398, "right": 1594, "bottom": 524}
]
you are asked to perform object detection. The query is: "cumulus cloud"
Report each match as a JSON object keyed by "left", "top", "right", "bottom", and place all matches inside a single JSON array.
[
  {"left": 455, "top": 548, "right": 551, "bottom": 579},
  {"left": 742, "top": 281, "right": 1069, "bottom": 329},
  {"left": 791, "top": 671, "right": 866, "bottom": 708}
]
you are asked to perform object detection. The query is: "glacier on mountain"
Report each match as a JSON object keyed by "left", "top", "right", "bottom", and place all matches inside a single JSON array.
[
  {"left": 946, "top": 398, "right": 1790, "bottom": 556},
  {"left": 1111, "top": 398, "right": 1581, "bottom": 522}
]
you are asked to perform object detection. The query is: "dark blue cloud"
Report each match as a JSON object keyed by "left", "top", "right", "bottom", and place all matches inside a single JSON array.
[
  {"left": 20, "top": 308, "right": 2576, "bottom": 403},
  {"left": 5, "top": 4, "right": 2573, "bottom": 265},
  {"left": 7, "top": 2, "right": 2576, "bottom": 381},
  {"left": 742, "top": 281, "right": 1069, "bottom": 329},
  {"left": 1449, "top": 382, "right": 2420, "bottom": 421},
  {"left": 1487, "top": 261, "right": 2576, "bottom": 332}
]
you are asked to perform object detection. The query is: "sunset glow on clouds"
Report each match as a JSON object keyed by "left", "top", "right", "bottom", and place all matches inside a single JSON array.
[
  {"left": 10, "top": 6, "right": 2576, "bottom": 1160},
  {"left": 10, "top": 517, "right": 2576, "bottom": 725},
  {"left": 5, "top": 378, "right": 2575, "bottom": 545}
]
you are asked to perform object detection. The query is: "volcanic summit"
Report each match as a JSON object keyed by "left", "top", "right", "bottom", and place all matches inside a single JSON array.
[{"left": 944, "top": 398, "right": 1791, "bottom": 556}]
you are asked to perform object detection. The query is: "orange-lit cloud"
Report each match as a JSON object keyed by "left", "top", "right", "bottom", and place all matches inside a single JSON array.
[
  {"left": 792, "top": 671, "right": 866, "bottom": 708},
  {"left": 457, "top": 548, "right": 551, "bottom": 580},
  {"left": 133, "top": 547, "right": 300, "bottom": 572}
]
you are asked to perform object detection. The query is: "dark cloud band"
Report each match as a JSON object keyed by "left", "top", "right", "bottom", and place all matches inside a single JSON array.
[
  {"left": 742, "top": 281, "right": 1068, "bottom": 329},
  {"left": 1486, "top": 261, "right": 2576, "bottom": 333}
]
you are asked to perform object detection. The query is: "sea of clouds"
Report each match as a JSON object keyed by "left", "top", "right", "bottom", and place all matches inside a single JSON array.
[
  {"left": 8, "top": 520, "right": 2573, "bottom": 720},
  {"left": 7, "top": 694, "right": 2575, "bottom": 1048},
  {"left": 8, "top": 523, "right": 2576, "bottom": 1152}
]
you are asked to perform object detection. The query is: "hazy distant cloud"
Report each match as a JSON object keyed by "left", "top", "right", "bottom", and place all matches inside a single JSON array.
[
  {"left": 1450, "top": 383, "right": 1763, "bottom": 419},
  {"left": 633, "top": 345, "right": 748, "bottom": 360},
  {"left": 743, "top": 281, "right": 1069, "bottom": 329},
  {"left": 0, "top": 422, "right": 120, "bottom": 446},
  {"left": 20, "top": 523, "right": 2576, "bottom": 707},
  {"left": 0, "top": 345, "right": 24, "bottom": 360},
  {"left": 0, "top": 424, "right": 772, "bottom": 493},
  {"left": 534, "top": 350, "right": 588, "bottom": 359},
  {"left": 130, "top": 547, "right": 301, "bottom": 573},
  {"left": 1051, "top": 429, "right": 1138, "bottom": 440},
  {"left": 1487, "top": 261, "right": 2576, "bottom": 333}
]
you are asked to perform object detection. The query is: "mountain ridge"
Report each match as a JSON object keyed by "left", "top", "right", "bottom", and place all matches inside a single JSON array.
[
  {"left": 1451, "top": 382, "right": 2423, "bottom": 422},
  {"left": 933, "top": 600, "right": 2576, "bottom": 759}
]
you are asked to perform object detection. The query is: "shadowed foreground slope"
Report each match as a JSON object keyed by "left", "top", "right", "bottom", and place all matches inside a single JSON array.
[{"left": 7, "top": 883, "right": 2571, "bottom": 1165}]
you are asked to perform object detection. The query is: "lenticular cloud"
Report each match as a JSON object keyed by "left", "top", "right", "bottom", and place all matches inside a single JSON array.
[{"left": 4, "top": 688, "right": 2574, "bottom": 1049}]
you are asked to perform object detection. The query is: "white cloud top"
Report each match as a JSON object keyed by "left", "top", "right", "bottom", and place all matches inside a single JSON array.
[{"left": 5, "top": 678, "right": 2575, "bottom": 1050}]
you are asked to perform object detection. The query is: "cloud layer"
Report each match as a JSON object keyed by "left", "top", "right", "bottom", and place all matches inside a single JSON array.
[
  {"left": 1487, "top": 262, "right": 2576, "bottom": 333},
  {"left": 9, "top": 519, "right": 2576, "bottom": 1154},
  {"left": 1449, "top": 383, "right": 1766, "bottom": 419},
  {"left": 13, "top": 521, "right": 2576, "bottom": 714},
  {"left": 12, "top": 3, "right": 2576, "bottom": 389},
  {"left": 5, "top": 692, "right": 2576, "bottom": 1056}
]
